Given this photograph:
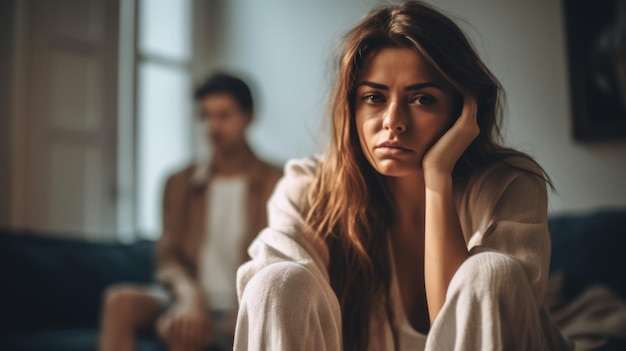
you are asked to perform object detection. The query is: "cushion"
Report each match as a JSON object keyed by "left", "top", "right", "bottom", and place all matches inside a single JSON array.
[
  {"left": 548, "top": 209, "right": 626, "bottom": 300},
  {"left": 0, "top": 229, "right": 156, "bottom": 332}
]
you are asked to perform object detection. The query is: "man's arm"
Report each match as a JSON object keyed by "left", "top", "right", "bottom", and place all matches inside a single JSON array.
[{"left": 155, "top": 174, "right": 206, "bottom": 305}]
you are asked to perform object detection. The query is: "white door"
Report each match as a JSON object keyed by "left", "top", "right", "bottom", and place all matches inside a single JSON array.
[{"left": 19, "top": 0, "right": 120, "bottom": 239}]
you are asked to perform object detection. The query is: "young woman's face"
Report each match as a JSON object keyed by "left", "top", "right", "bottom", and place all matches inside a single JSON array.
[{"left": 355, "top": 47, "right": 457, "bottom": 177}]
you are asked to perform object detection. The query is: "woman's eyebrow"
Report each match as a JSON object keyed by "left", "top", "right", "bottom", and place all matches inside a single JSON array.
[
  {"left": 356, "top": 81, "right": 443, "bottom": 91},
  {"left": 404, "top": 82, "right": 443, "bottom": 91},
  {"left": 357, "top": 81, "right": 388, "bottom": 90}
]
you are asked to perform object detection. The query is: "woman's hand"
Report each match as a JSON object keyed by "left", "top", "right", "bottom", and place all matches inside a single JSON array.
[
  {"left": 422, "top": 95, "right": 477, "bottom": 323},
  {"left": 422, "top": 95, "right": 479, "bottom": 188}
]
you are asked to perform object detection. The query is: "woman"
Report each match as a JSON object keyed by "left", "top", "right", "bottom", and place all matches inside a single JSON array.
[{"left": 234, "top": 1, "right": 572, "bottom": 350}]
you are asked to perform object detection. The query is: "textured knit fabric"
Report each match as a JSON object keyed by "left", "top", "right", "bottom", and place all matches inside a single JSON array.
[{"left": 234, "top": 156, "right": 572, "bottom": 351}]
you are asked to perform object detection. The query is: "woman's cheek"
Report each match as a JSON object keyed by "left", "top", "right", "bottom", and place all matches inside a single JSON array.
[
  {"left": 355, "top": 117, "right": 377, "bottom": 162},
  {"left": 369, "top": 118, "right": 385, "bottom": 145}
]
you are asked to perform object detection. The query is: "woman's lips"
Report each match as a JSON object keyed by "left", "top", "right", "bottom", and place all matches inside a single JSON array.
[{"left": 374, "top": 142, "right": 413, "bottom": 155}]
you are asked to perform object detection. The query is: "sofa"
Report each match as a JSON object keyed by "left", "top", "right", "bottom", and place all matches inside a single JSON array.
[
  {"left": 0, "top": 231, "right": 160, "bottom": 351},
  {"left": 0, "top": 208, "right": 625, "bottom": 351}
]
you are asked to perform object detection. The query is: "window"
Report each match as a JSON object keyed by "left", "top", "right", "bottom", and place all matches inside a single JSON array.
[{"left": 136, "top": 0, "right": 193, "bottom": 239}]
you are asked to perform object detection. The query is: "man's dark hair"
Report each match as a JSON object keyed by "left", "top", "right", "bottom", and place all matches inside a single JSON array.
[{"left": 194, "top": 73, "right": 253, "bottom": 113}]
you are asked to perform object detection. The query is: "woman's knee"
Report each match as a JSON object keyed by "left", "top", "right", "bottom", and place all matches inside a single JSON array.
[
  {"left": 448, "top": 251, "right": 530, "bottom": 298},
  {"left": 242, "top": 262, "right": 321, "bottom": 311}
]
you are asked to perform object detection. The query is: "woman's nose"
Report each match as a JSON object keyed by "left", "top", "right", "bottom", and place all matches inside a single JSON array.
[{"left": 382, "top": 102, "right": 407, "bottom": 133}]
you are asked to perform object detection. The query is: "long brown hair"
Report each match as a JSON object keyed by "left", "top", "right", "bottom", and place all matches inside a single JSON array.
[{"left": 305, "top": 2, "right": 550, "bottom": 350}]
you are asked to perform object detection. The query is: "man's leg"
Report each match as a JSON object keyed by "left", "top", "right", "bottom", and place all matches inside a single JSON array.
[{"left": 99, "top": 284, "right": 166, "bottom": 351}]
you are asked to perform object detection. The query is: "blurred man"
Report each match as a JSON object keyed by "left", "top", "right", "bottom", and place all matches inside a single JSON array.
[{"left": 99, "top": 73, "right": 282, "bottom": 351}]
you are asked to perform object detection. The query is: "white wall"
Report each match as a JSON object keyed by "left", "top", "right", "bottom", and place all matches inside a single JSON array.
[
  {"left": 210, "top": 0, "right": 379, "bottom": 164},
  {"left": 209, "top": 0, "right": 626, "bottom": 214},
  {"left": 442, "top": 0, "right": 626, "bottom": 214}
]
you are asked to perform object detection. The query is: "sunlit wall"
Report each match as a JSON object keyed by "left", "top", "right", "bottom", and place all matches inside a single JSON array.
[{"left": 208, "top": 0, "right": 626, "bottom": 213}]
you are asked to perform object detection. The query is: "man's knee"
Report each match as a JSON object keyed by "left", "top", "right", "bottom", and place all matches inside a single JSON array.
[
  {"left": 103, "top": 285, "right": 138, "bottom": 307},
  {"left": 102, "top": 284, "right": 155, "bottom": 315}
]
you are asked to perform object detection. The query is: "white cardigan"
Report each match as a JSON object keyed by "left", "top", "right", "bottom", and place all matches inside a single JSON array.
[{"left": 235, "top": 155, "right": 562, "bottom": 350}]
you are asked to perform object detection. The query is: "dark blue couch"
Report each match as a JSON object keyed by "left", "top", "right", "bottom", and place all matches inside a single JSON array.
[
  {"left": 549, "top": 209, "right": 626, "bottom": 302},
  {"left": 0, "top": 209, "right": 624, "bottom": 351},
  {"left": 0, "top": 231, "right": 160, "bottom": 351}
]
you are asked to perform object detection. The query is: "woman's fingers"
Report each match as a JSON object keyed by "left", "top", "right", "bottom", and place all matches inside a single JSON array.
[
  {"left": 460, "top": 94, "right": 477, "bottom": 121},
  {"left": 454, "top": 94, "right": 480, "bottom": 143},
  {"left": 422, "top": 93, "right": 480, "bottom": 179}
]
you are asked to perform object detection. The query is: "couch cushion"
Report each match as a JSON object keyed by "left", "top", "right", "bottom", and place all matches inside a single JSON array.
[
  {"left": 549, "top": 209, "right": 626, "bottom": 300},
  {"left": 0, "top": 229, "right": 156, "bottom": 332},
  {"left": 0, "top": 329, "right": 164, "bottom": 351}
]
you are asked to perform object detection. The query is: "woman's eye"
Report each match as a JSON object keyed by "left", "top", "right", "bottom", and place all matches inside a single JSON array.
[
  {"left": 362, "top": 93, "right": 385, "bottom": 104},
  {"left": 411, "top": 95, "right": 436, "bottom": 105}
]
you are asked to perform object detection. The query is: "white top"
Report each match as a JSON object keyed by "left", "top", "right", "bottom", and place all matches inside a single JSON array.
[{"left": 199, "top": 176, "right": 247, "bottom": 311}]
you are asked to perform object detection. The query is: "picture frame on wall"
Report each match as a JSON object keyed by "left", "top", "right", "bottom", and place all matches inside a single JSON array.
[{"left": 563, "top": 0, "right": 626, "bottom": 141}]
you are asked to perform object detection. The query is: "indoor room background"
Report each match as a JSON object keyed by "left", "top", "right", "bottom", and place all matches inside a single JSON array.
[{"left": 1, "top": 0, "right": 625, "bottom": 242}]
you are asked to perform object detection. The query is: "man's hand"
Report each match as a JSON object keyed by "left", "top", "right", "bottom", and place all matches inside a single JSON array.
[
  {"left": 157, "top": 298, "right": 215, "bottom": 351},
  {"left": 422, "top": 95, "right": 479, "bottom": 189}
]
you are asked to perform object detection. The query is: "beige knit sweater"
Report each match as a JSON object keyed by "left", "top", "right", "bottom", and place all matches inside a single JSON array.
[{"left": 235, "top": 155, "right": 570, "bottom": 350}]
